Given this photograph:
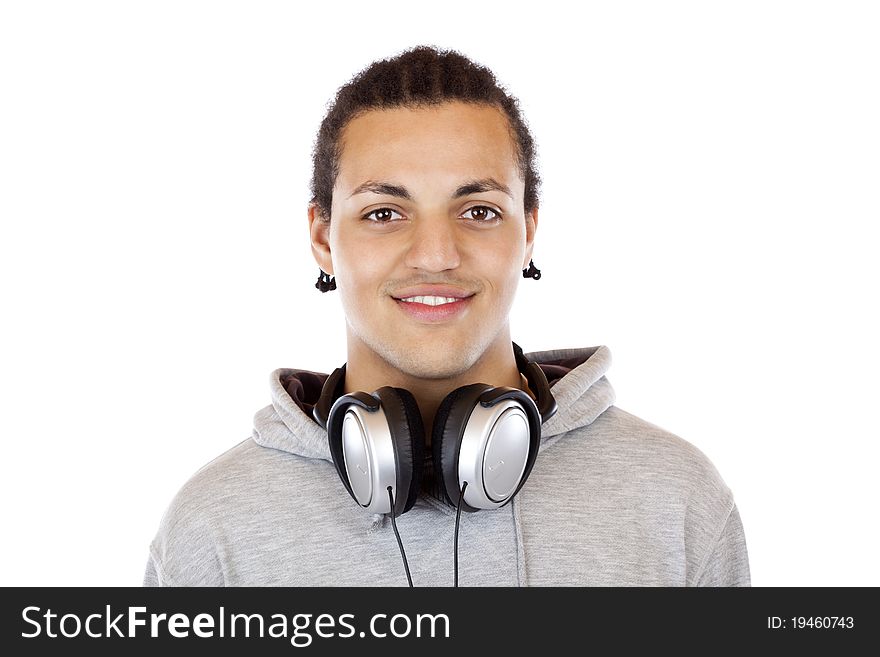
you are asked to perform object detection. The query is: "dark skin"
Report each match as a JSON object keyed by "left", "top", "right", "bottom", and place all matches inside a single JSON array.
[{"left": 308, "top": 101, "right": 538, "bottom": 444}]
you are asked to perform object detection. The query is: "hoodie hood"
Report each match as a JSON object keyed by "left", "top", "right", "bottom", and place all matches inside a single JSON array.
[{"left": 252, "top": 345, "right": 616, "bottom": 461}]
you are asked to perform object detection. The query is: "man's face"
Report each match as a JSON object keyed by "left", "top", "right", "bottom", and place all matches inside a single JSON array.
[{"left": 309, "top": 101, "right": 537, "bottom": 380}]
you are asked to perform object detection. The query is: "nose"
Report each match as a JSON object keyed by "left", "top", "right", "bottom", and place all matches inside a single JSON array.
[{"left": 403, "top": 211, "right": 462, "bottom": 273}]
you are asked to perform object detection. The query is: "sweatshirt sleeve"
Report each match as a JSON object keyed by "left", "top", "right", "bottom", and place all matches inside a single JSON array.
[
  {"left": 694, "top": 503, "right": 751, "bottom": 587},
  {"left": 143, "top": 554, "right": 160, "bottom": 586},
  {"left": 142, "top": 481, "right": 228, "bottom": 586},
  {"left": 142, "top": 546, "right": 165, "bottom": 587}
]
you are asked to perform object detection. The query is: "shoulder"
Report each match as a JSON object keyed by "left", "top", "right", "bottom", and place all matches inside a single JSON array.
[
  {"left": 588, "top": 405, "right": 741, "bottom": 559},
  {"left": 540, "top": 404, "right": 738, "bottom": 534},
  {"left": 161, "top": 435, "right": 330, "bottom": 512},
  {"left": 146, "top": 438, "right": 257, "bottom": 585},
  {"left": 159, "top": 438, "right": 278, "bottom": 523},
  {"left": 535, "top": 405, "right": 747, "bottom": 584},
  {"left": 583, "top": 405, "right": 734, "bottom": 499},
  {"left": 147, "top": 437, "right": 327, "bottom": 585}
]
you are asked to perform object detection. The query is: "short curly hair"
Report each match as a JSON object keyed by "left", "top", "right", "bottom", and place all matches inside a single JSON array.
[{"left": 309, "top": 45, "right": 541, "bottom": 221}]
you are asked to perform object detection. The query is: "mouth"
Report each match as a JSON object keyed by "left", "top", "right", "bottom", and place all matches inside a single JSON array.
[{"left": 392, "top": 294, "right": 475, "bottom": 323}]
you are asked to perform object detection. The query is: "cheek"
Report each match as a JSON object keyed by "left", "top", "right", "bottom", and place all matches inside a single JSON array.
[
  {"left": 333, "top": 232, "right": 384, "bottom": 282},
  {"left": 333, "top": 238, "right": 390, "bottom": 312},
  {"left": 478, "top": 264, "right": 522, "bottom": 319},
  {"left": 477, "top": 243, "right": 523, "bottom": 286}
]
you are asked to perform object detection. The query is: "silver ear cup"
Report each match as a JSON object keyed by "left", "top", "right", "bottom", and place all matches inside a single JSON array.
[
  {"left": 457, "top": 399, "right": 533, "bottom": 510},
  {"left": 340, "top": 405, "right": 398, "bottom": 514}
]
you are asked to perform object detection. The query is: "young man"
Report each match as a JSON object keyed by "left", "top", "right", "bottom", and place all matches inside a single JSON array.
[{"left": 144, "top": 46, "right": 750, "bottom": 586}]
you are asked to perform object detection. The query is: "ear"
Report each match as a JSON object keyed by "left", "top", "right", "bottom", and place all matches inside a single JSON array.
[
  {"left": 308, "top": 203, "right": 333, "bottom": 275},
  {"left": 523, "top": 206, "right": 538, "bottom": 268}
]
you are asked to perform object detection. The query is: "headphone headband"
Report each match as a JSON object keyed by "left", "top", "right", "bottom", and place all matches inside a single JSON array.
[
  {"left": 512, "top": 341, "right": 558, "bottom": 423},
  {"left": 312, "top": 363, "right": 346, "bottom": 431}
]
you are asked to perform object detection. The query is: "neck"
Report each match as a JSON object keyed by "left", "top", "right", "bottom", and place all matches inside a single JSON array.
[{"left": 342, "top": 331, "right": 529, "bottom": 447}]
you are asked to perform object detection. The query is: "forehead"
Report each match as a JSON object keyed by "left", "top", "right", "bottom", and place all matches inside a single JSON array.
[{"left": 335, "top": 102, "right": 521, "bottom": 193}]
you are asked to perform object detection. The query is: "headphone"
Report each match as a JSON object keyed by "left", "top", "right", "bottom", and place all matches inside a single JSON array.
[{"left": 312, "top": 341, "right": 558, "bottom": 518}]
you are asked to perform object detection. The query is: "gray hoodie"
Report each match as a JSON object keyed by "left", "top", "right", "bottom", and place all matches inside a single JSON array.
[{"left": 143, "top": 345, "right": 750, "bottom": 586}]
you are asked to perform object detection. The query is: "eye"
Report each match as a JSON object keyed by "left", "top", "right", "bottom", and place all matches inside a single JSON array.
[
  {"left": 362, "top": 207, "right": 404, "bottom": 223},
  {"left": 462, "top": 205, "right": 502, "bottom": 222}
]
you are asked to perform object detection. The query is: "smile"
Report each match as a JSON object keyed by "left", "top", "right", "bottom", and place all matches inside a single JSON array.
[
  {"left": 398, "top": 295, "right": 461, "bottom": 306},
  {"left": 393, "top": 295, "right": 474, "bottom": 323}
]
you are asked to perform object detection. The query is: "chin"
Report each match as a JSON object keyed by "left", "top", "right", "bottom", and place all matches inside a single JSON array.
[{"left": 378, "top": 336, "right": 478, "bottom": 380}]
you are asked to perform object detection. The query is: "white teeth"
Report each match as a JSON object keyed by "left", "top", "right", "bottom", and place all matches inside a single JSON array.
[{"left": 400, "top": 295, "right": 460, "bottom": 306}]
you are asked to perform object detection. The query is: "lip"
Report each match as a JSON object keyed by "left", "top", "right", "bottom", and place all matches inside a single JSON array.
[
  {"left": 393, "top": 295, "right": 475, "bottom": 323},
  {"left": 391, "top": 285, "right": 475, "bottom": 299}
]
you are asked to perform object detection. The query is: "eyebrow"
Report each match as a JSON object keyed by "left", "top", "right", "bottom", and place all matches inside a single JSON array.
[{"left": 347, "top": 177, "right": 513, "bottom": 201}]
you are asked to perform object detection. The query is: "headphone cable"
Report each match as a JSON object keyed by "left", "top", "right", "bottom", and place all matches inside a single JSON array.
[
  {"left": 387, "top": 481, "right": 468, "bottom": 588},
  {"left": 454, "top": 481, "right": 468, "bottom": 587},
  {"left": 387, "top": 486, "right": 413, "bottom": 587}
]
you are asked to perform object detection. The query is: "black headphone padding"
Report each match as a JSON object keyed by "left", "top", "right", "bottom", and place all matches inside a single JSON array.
[
  {"left": 373, "top": 387, "right": 425, "bottom": 516},
  {"left": 431, "top": 383, "right": 491, "bottom": 511},
  {"left": 313, "top": 364, "right": 346, "bottom": 431}
]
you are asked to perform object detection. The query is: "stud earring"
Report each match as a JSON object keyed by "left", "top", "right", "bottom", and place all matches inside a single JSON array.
[
  {"left": 315, "top": 268, "right": 336, "bottom": 292},
  {"left": 522, "top": 259, "right": 541, "bottom": 280}
]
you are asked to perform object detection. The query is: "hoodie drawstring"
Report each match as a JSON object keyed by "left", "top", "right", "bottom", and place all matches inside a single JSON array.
[
  {"left": 369, "top": 513, "right": 386, "bottom": 532},
  {"left": 512, "top": 493, "right": 528, "bottom": 586}
]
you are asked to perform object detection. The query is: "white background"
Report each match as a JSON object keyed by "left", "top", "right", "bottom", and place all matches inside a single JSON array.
[{"left": 1, "top": 1, "right": 877, "bottom": 586}]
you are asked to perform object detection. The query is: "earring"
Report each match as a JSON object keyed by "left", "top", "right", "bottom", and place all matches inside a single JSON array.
[
  {"left": 522, "top": 259, "right": 541, "bottom": 280},
  {"left": 315, "top": 268, "right": 337, "bottom": 292}
]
